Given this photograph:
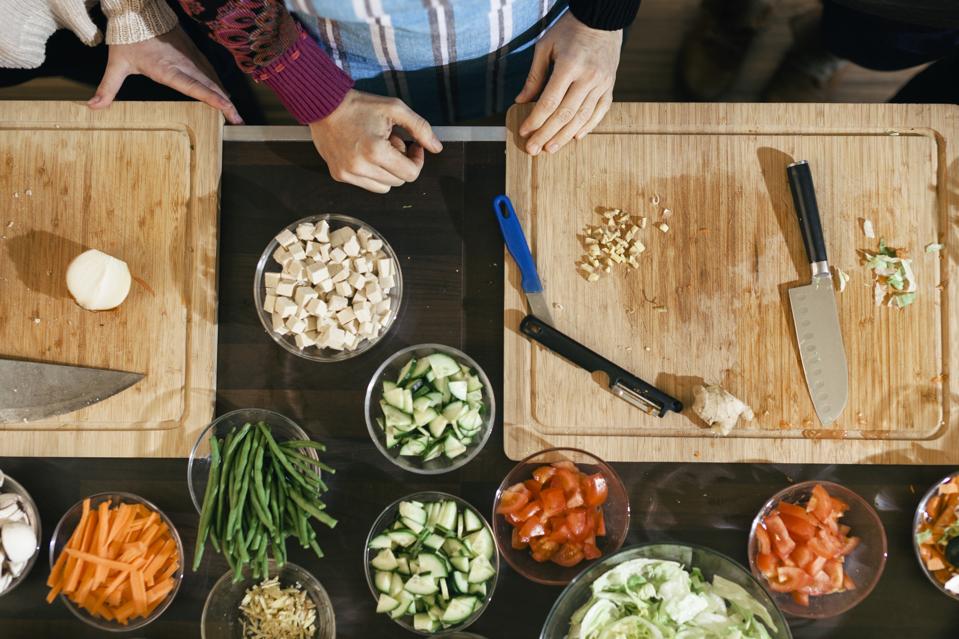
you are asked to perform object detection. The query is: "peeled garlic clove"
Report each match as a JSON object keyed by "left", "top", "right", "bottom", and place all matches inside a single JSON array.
[
  {"left": 66, "top": 249, "right": 132, "bottom": 311},
  {"left": 1, "top": 522, "right": 36, "bottom": 562},
  {"left": 7, "top": 559, "right": 27, "bottom": 577},
  {"left": 0, "top": 494, "right": 18, "bottom": 509}
]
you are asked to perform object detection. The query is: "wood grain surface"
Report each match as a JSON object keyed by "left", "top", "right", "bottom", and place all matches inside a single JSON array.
[
  {"left": 504, "top": 103, "right": 958, "bottom": 465},
  {"left": 0, "top": 140, "right": 957, "bottom": 639},
  {"left": 0, "top": 101, "right": 220, "bottom": 457}
]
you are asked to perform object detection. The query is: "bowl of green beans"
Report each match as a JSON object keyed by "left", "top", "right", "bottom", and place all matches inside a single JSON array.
[{"left": 187, "top": 408, "right": 337, "bottom": 582}]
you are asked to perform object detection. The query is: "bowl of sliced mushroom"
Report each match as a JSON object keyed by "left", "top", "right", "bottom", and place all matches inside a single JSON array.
[{"left": 0, "top": 469, "right": 40, "bottom": 597}]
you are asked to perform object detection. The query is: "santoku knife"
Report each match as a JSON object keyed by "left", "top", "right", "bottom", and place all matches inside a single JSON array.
[
  {"left": 785, "top": 160, "right": 849, "bottom": 426},
  {"left": 493, "top": 194, "right": 554, "bottom": 325},
  {"left": 0, "top": 357, "right": 143, "bottom": 423}
]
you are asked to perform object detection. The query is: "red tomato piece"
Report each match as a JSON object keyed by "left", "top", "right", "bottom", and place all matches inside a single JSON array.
[
  {"left": 566, "top": 491, "right": 585, "bottom": 510},
  {"left": 790, "top": 544, "right": 814, "bottom": 569},
  {"left": 754, "top": 524, "right": 772, "bottom": 555},
  {"left": 524, "top": 479, "right": 542, "bottom": 496},
  {"left": 496, "top": 483, "right": 530, "bottom": 515},
  {"left": 830, "top": 497, "right": 849, "bottom": 513},
  {"left": 547, "top": 523, "right": 571, "bottom": 544},
  {"left": 583, "top": 473, "right": 609, "bottom": 507},
  {"left": 529, "top": 538, "right": 558, "bottom": 562},
  {"left": 595, "top": 509, "right": 606, "bottom": 537},
  {"left": 532, "top": 465, "right": 557, "bottom": 485},
  {"left": 807, "top": 555, "right": 827, "bottom": 577},
  {"left": 566, "top": 508, "right": 588, "bottom": 540},
  {"left": 840, "top": 536, "right": 860, "bottom": 556},
  {"left": 791, "top": 591, "right": 810, "bottom": 607},
  {"left": 824, "top": 560, "right": 844, "bottom": 592},
  {"left": 806, "top": 536, "right": 835, "bottom": 559},
  {"left": 583, "top": 539, "right": 602, "bottom": 560},
  {"left": 764, "top": 514, "right": 796, "bottom": 560},
  {"left": 808, "top": 484, "right": 834, "bottom": 523},
  {"left": 767, "top": 566, "right": 810, "bottom": 593},
  {"left": 756, "top": 552, "right": 778, "bottom": 578},
  {"left": 552, "top": 542, "right": 585, "bottom": 567},
  {"left": 780, "top": 513, "right": 817, "bottom": 542},
  {"left": 539, "top": 487, "right": 566, "bottom": 518},
  {"left": 843, "top": 574, "right": 857, "bottom": 591},
  {"left": 551, "top": 460, "right": 578, "bottom": 472},
  {"left": 552, "top": 468, "right": 581, "bottom": 495},
  {"left": 778, "top": 501, "right": 819, "bottom": 526},
  {"left": 511, "top": 527, "right": 528, "bottom": 550},
  {"left": 518, "top": 517, "right": 546, "bottom": 543},
  {"left": 512, "top": 500, "right": 542, "bottom": 524}
]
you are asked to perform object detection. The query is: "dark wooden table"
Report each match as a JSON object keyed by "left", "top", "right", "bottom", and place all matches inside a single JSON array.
[{"left": 2, "top": 135, "right": 957, "bottom": 638}]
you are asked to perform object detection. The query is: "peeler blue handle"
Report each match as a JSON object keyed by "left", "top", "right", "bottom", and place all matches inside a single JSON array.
[{"left": 493, "top": 194, "right": 543, "bottom": 294}]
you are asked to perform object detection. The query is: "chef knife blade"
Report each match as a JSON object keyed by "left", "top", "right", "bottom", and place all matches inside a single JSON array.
[
  {"left": 0, "top": 358, "right": 143, "bottom": 423},
  {"left": 520, "top": 315, "right": 683, "bottom": 417},
  {"left": 785, "top": 160, "right": 849, "bottom": 426},
  {"left": 493, "top": 195, "right": 554, "bottom": 325}
]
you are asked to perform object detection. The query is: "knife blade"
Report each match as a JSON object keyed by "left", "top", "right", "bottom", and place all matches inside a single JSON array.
[
  {"left": 520, "top": 315, "right": 683, "bottom": 417},
  {"left": 493, "top": 195, "right": 554, "bottom": 325},
  {"left": 0, "top": 358, "right": 143, "bottom": 423},
  {"left": 786, "top": 160, "right": 849, "bottom": 426}
]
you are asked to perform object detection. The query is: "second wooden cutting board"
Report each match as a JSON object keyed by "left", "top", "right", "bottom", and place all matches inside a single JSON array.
[{"left": 504, "top": 103, "right": 958, "bottom": 465}]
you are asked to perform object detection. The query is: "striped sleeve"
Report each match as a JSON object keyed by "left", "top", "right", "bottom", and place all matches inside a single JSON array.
[
  {"left": 176, "top": 0, "right": 354, "bottom": 124},
  {"left": 568, "top": 0, "right": 641, "bottom": 30}
]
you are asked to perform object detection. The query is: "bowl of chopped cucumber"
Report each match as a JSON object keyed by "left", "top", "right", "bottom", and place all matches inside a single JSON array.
[
  {"left": 365, "top": 492, "right": 498, "bottom": 635},
  {"left": 365, "top": 344, "right": 495, "bottom": 474}
]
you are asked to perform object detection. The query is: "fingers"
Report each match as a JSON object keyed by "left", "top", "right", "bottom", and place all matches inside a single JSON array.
[
  {"left": 158, "top": 66, "right": 244, "bottom": 124},
  {"left": 523, "top": 77, "right": 592, "bottom": 155},
  {"left": 388, "top": 102, "right": 442, "bottom": 153},
  {"left": 515, "top": 43, "right": 551, "bottom": 104},
  {"left": 406, "top": 143, "right": 425, "bottom": 169},
  {"left": 339, "top": 174, "right": 393, "bottom": 194},
  {"left": 517, "top": 63, "right": 575, "bottom": 142},
  {"left": 377, "top": 144, "right": 423, "bottom": 183},
  {"left": 575, "top": 92, "right": 612, "bottom": 140},
  {"left": 540, "top": 85, "right": 603, "bottom": 153},
  {"left": 88, "top": 58, "right": 129, "bottom": 109}
]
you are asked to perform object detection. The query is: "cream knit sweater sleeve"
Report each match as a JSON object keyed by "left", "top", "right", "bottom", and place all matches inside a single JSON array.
[
  {"left": 100, "top": 0, "right": 177, "bottom": 45},
  {"left": 0, "top": 0, "right": 177, "bottom": 69}
]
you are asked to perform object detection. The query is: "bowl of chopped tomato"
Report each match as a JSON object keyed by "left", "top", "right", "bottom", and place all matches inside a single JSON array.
[
  {"left": 492, "top": 447, "right": 629, "bottom": 585},
  {"left": 913, "top": 471, "right": 959, "bottom": 601},
  {"left": 748, "top": 481, "right": 887, "bottom": 618}
]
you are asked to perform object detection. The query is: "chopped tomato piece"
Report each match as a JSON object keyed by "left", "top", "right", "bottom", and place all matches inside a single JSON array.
[
  {"left": 551, "top": 460, "right": 578, "bottom": 472},
  {"left": 595, "top": 509, "right": 606, "bottom": 537},
  {"left": 552, "top": 468, "right": 581, "bottom": 495},
  {"left": 843, "top": 574, "right": 857, "bottom": 590},
  {"left": 756, "top": 552, "right": 778, "bottom": 578},
  {"left": 583, "top": 473, "right": 609, "bottom": 507},
  {"left": 840, "top": 536, "right": 860, "bottom": 556},
  {"left": 830, "top": 497, "right": 849, "bottom": 513},
  {"left": 583, "top": 539, "right": 602, "bottom": 560},
  {"left": 518, "top": 517, "right": 546, "bottom": 543},
  {"left": 790, "top": 545, "right": 814, "bottom": 569},
  {"left": 496, "top": 484, "right": 530, "bottom": 515},
  {"left": 523, "top": 479, "right": 542, "bottom": 496},
  {"left": 566, "top": 508, "right": 588, "bottom": 540},
  {"left": 552, "top": 542, "right": 585, "bottom": 567},
  {"left": 755, "top": 525, "right": 772, "bottom": 555},
  {"left": 765, "top": 514, "right": 796, "bottom": 560},
  {"left": 824, "top": 560, "right": 844, "bottom": 591},
  {"left": 511, "top": 527, "right": 528, "bottom": 550},
  {"left": 778, "top": 501, "right": 819, "bottom": 526},
  {"left": 791, "top": 591, "right": 810, "bottom": 607},
  {"left": 806, "top": 535, "right": 836, "bottom": 559},
  {"left": 768, "top": 567, "right": 810, "bottom": 593},
  {"left": 529, "top": 538, "right": 558, "bottom": 562},
  {"left": 780, "top": 513, "right": 817, "bottom": 542},
  {"left": 808, "top": 484, "right": 834, "bottom": 523},
  {"left": 532, "top": 465, "right": 556, "bottom": 485},
  {"left": 547, "top": 523, "right": 571, "bottom": 544},
  {"left": 511, "top": 500, "right": 542, "bottom": 524},
  {"left": 539, "top": 487, "right": 566, "bottom": 518},
  {"left": 808, "top": 555, "right": 827, "bottom": 576},
  {"left": 566, "top": 491, "right": 585, "bottom": 510}
]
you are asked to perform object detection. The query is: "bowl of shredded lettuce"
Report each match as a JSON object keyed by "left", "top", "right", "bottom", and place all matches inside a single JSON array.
[{"left": 541, "top": 543, "right": 791, "bottom": 639}]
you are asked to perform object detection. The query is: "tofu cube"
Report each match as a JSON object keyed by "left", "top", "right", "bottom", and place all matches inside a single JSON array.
[
  {"left": 377, "top": 258, "right": 393, "bottom": 277},
  {"left": 272, "top": 312, "right": 290, "bottom": 335},
  {"left": 335, "top": 281, "right": 354, "bottom": 297},
  {"left": 307, "top": 263, "right": 330, "bottom": 285},
  {"left": 276, "top": 228, "right": 299, "bottom": 247},
  {"left": 331, "top": 265, "right": 350, "bottom": 283},
  {"left": 353, "top": 291, "right": 367, "bottom": 303},
  {"left": 285, "top": 315, "right": 307, "bottom": 334},
  {"left": 316, "top": 279, "right": 335, "bottom": 294},
  {"left": 336, "top": 307, "right": 355, "bottom": 325},
  {"left": 375, "top": 299, "right": 391, "bottom": 315},
  {"left": 306, "top": 298, "right": 328, "bottom": 316},
  {"left": 294, "top": 286, "right": 318, "bottom": 306},
  {"left": 296, "top": 223, "right": 315, "bottom": 240},
  {"left": 359, "top": 321, "right": 375, "bottom": 336},
  {"left": 354, "top": 303, "right": 372, "bottom": 324},
  {"left": 264, "top": 272, "right": 281, "bottom": 288},
  {"left": 313, "top": 219, "right": 330, "bottom": 243},
  {"left": 343, "top": 235, "right": 361, "bottom": 257},
  {"left": 329, "top": 247, "right": 347, "bottom": 264},
  {"left": 367, "top": 238, "right": 384, "bottom": 253},
  {"left": 354, "top": 257, "right": 371, "bottom": 274},
  {"left": 304, "top": 240, "right": 316, "bottom": 257},
  {"left": 365, "top": 283, "right": 383, "bottom": 304},
  {"left": 329, "top": 226, "right": 356, "bottom": 248},
  {"left": 328, "top": 295, "right": 348, "bottom": 312},
  {"left": 275, "top": 296, "right": 297, "bottom": 318},
  {"left": 289, "top": 242, "right": 307, "bottom": 261},
  {"left": 263, "top": 294, "right": 277, "bottom": 314},
  {"left": 325, "top": 326, "right": 346, "bottom": 350},
  {"left": 342, "top": 319, "right": 358, "bottom": 335},
  {"left": 275, "top": 280, "right": 296, "bottom": 297},
  {"left": 347, "top": 271, "right": 367, "bottom": 289},
  {"left": 272, "top": 246, "right": 292, "bottom": 266},
  {"left": 295, "top": 332, "right": 316, "bottom": 349},
  {"left": 317, "top": 243, "right": 331, "bottom": 262},
  {"left": 357, "top": 227, "right": 373, "bottom": 249},
  {"left": 379, "top": 274, "right": 396, "bottom": 291}
]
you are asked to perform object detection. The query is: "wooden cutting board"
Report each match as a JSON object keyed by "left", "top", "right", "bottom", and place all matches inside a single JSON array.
[
  {"left": 0, "top": 101, "right": 221, "bottom": 457},
  {"left": 504, "top": 103, "right": 958, "bottom": 464}
]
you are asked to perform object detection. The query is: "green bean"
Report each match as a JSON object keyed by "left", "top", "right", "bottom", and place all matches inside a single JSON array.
[
  {"left": 281, "top": 439, "right": 327, "bottom": 453},
  {"left": 227, "top": 432, "right": 256, "bottom": 540},
  {"left": 257, "top": 423, "right": 315, "bottom": 492},
  {"left": 284, "top": 448, "right": 336, "bottom": 477},
  {"left": 309, "top": 538, "right": 325, "bottom": 560},
  {"left": 193, "top": 435, "right": 221, "bottom": 571},
  {"left": 213, "top": 430, "right": 236, "bottom": 542},
  {"left": 287, "top": 487, "right": 338, "bottom": 528}
]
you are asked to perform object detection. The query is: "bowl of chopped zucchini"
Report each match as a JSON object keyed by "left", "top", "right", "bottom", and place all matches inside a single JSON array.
[
  {"left": 254, "top": 214, "right": 403, "bottom": 362},
  {"left": 365, "top": 492, "right": 498, "bottom": 635},
  {"left": 365, "top": 344, "right": 495, "bottom": 474}
]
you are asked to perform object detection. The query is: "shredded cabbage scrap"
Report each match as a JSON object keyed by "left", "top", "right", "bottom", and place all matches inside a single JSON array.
[{"left": 862, "top": 239, "right": 917, "bottom": 309}]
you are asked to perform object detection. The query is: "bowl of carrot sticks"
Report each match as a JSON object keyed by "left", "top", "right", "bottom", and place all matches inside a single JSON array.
[{"left": 46, "top": 492, "right": 184, "bottom": 631}]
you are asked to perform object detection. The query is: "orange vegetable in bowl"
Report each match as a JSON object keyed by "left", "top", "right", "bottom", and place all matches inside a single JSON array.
[{"left": 754, "top": 483, "right": 860, "bottom": 606}]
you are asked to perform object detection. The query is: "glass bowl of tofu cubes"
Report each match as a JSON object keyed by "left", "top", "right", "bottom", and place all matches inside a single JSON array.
[
  {"left": 365, "top": 491, "right": 498, "bottom": 635},
  {"left": 365, "top": 344, "right": 495, "bottom": 475},
  {"left": 254, "top": 214, "right": 403, "bottom": 362}
]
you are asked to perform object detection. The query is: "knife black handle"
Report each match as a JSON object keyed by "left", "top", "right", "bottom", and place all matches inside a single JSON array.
[
  {"left": 519, "top": 315, "right": 682, "bottom": 417},
  {"left": 787, "top": 160, "right": 828, "bottom": 267}
]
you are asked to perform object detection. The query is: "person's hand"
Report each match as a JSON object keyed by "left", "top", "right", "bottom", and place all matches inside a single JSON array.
[
  {"left": 310, "top": 90, "right": 443, "bottom": 193},
  {"left": 89, "top": 25, "right": 243, "bottom": 124},
  {"left": 515, "top": 12, "right": 622, "bottom": 155}
]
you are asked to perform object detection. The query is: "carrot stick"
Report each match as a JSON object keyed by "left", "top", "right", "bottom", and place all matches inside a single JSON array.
[
  {"left": 130, "top": 570, "right": 147, "bottom": 618},
  {"left": 64, "top": 548, "right": 135, "bottom": 573}
]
